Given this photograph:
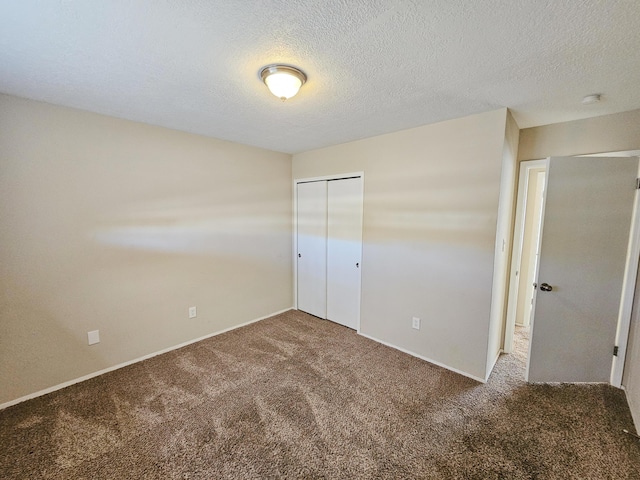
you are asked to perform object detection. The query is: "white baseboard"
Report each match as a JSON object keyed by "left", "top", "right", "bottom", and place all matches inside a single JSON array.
[
  {"left": 358, "top": 332, "right": 486, "bottom": 383},
  {"left": 0, "top": 307, "right": 293, "bottom": 411},
  {"left": 527, "top": 381, "right": 609, "bottom": 385}
]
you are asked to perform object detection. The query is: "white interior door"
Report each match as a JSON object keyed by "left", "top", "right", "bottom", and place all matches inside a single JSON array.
[
  {"left": 326, "top": 177, "right": 363, "bottom": 329},
  {"left": 527, "top": 156, "right": 638, "bottom": 382},
  {"left": 297, "top": 181, "right": 328, "bottom": 318}
]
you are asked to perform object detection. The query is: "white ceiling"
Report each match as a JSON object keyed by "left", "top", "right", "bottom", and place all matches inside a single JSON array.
[{"left": 1, "top": 1, "right": 640, "bottom": 154}]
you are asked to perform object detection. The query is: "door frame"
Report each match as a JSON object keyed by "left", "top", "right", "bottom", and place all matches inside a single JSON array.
[
  {"left": 581, "top": 151, "right": 640, "bottom": 386},
  {"left": 293, "top": 171, "right": 365, "bottom": 332},
  {"left": 610, "top": 160, "right": 640, "bottom": 386},
  {"left": 504, "top": 159, "right": 547, "bottom": 354}
]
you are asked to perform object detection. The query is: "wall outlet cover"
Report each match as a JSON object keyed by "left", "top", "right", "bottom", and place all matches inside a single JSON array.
[
  {"left": 412, "top": 317, "right": 420, "bottom": 330},
  {"left": 189, "top": 306, "right": 197, "bottom": 319},
  {"left": 87, "top": 330, "right": 100, "bottom": 345}
]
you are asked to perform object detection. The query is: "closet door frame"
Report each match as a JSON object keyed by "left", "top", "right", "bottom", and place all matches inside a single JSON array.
[{"left": 293, "top": 172, "right": 365, "bottom": 333}]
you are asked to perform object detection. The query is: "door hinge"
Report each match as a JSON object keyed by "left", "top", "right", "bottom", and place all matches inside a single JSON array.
[
  {"left": 613, "top": 345, "right": 619, "bottom": 356},
  {"left": 636, "top": 178, "right": 640, "bottom": 190}
]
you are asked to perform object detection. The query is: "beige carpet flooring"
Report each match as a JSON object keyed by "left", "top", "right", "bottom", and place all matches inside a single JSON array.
[{"left": 1, "top": 309, "right": 639, "bottom": 479}]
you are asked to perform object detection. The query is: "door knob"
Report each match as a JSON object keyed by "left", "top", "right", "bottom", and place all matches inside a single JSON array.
[{"left": 540, "top": 283, "right": 553, "bottom": 292}]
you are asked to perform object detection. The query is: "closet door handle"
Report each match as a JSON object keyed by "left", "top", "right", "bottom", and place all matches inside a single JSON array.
[
  {"left": 356, "top": 262, "right": 359, "bottom": 268},
  {"left": 298, "top": 253, "right": 301, "bottom": 258}
]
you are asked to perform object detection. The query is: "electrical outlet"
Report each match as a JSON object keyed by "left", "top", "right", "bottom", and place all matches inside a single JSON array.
[
  {"left": 87, "top": 330, "right": 100, "bottom": 345},
  {"left": 189, "top": 306, "right": 197, "bottom": 319},
  {"left": 412, "top": 317, "right": 420, "bottom": 330}
]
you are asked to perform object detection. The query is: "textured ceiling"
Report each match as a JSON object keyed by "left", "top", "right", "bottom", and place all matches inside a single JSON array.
[{"left": 1, "top": 1, "right": 640, "bottom": 154}]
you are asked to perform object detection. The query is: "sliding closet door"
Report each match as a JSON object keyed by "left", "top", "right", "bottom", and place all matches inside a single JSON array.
[
  {"left": 297, "top": 181, "right": 328, "bottom": 318},
  {"left": 326, "top": 177, "right": 363, "bottom": 329}
]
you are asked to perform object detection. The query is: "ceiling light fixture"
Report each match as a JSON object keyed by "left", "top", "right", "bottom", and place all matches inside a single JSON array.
[
  {"left": 260, "top": 64, "right": 307, "bottom": 101},
  {"left": 582, "top": 94, "right": 602, "bottom": 105}
]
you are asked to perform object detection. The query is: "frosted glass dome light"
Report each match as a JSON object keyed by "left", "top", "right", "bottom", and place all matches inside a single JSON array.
[{"left": 260, "top": 65, "right": 307, "bottom": 101}]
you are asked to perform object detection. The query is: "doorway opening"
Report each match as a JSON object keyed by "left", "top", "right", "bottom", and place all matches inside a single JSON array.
[
  {"left": 503, "top": 152, "right": 640, "bottom": 385},
  {"left": 504, "top": 160, "right": 546, "bottom": 364}
]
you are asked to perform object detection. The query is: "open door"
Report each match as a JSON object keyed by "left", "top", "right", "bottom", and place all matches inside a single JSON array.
[{"left": 527, "top": 156, "right": 638, "bottom": 383}]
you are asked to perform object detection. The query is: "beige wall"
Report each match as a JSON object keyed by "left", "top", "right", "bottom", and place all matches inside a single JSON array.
[
  {"left": 520, "top": 110, "right": 640, "bottom": 427},
  {"left": 485, "top": 110, "right": 519, "bottom": 377},
  {"left": 293, "top": 109, "right": 509, "bottom": 380},
  {"left": 519, "top": 108, "right": 640, "bottom": 161},
  {"left": 0, "top": 94, "right": 293, "bottom": 405}
]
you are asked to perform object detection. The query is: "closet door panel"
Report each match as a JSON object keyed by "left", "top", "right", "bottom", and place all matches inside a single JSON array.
[
  {"left": 296, "top": 181, "right": 328, "bottom": 318},
  {"left": 327, "top": 177, "right": 363, "bottom": 329}
]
